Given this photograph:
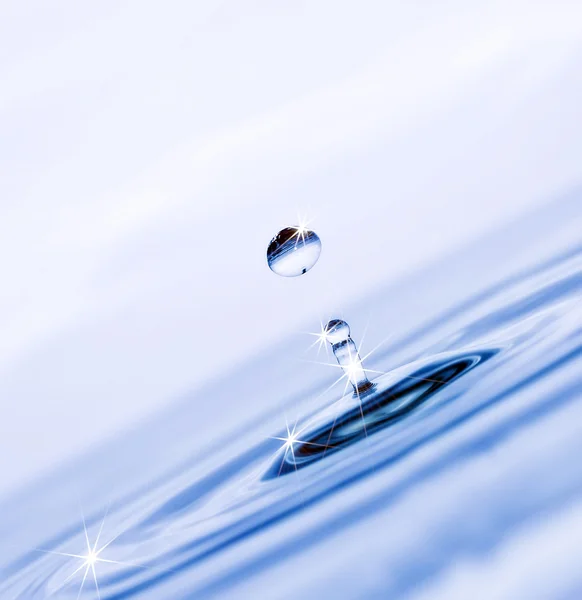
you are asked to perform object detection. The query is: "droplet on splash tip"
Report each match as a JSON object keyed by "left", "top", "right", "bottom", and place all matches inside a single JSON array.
[
  {"left": 267, "top": 226, "right": 322, "bottom": 277},
  {"left": 323, "top": 319, "right": 351, "bottom": 345}
]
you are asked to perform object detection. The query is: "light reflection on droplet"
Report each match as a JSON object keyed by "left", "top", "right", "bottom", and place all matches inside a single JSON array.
[{"left": 266, "top": 226, "right": 322, "bottom": 277}]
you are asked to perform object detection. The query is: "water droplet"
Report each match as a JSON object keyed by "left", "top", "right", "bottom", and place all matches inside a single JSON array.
[
  {"left": 324, "top": 319, "right": 373, "bottom": 394},
  {"left": 267, "top": 226, "right": 322, "bottom": 277}
]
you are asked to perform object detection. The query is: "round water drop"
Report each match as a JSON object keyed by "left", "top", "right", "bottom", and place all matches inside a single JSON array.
[
  {"left": 324, "top": 319, "right": 351, "bottom": 345},
  {"left": 267, "top": 226, "right": 322, "bottom": 277}
]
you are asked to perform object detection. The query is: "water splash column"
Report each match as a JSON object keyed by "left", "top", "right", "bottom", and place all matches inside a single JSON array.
[{"left": 324, "top": 319, "right": 373, "bottom": 394}]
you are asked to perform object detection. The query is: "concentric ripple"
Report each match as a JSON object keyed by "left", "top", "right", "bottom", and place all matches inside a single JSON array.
[{"left": 266, "top": 349, "right": 498, "bottom": 477}]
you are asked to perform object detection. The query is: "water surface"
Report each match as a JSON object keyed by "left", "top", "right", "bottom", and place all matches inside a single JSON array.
[{"left": 1, "top": 195, "right": 581, "bottom": 599}]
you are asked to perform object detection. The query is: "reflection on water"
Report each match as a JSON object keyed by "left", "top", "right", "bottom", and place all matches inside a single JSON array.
[{"left": 1, "top": 201, "right": 581, "bottom": 599}]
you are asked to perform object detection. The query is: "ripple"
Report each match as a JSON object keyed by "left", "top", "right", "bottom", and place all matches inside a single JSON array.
[{"left": 266, "top": 349, "right": 498, "bottom": 477}]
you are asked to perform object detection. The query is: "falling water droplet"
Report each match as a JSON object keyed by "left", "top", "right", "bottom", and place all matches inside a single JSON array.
[
  {"left": 324, "top": 319, "right": 373, "bottom": 394},
  {"left": 267, "top": 226, "right": 322, "bottom": 277}
]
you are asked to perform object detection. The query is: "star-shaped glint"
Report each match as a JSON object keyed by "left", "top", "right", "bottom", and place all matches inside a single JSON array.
[
  {"left": 34, "top": 506, "right": 143, "bottom": 599},
  {"left": 292, "top": 213, "right": 314, "bottom": 247},
  {"left": 270, "top": 418, "right": 333, "bottom": 477}
]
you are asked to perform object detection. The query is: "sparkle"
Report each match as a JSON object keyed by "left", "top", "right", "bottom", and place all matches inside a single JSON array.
[
  {"left": 272, "top": 420, "right": 326, "bottom": 456},
  {"left": 32, "top": 504, "right": 150, "bottom": 599},
  {"left": 345, "top": 354, "right": 363, "bottom": 380},
  {"left": 292, "top": 213, "right": 314, "bottom": 247},
  {"left": 270, "top": 417, "right": 333, "bottom": 477},
  {"left": 304, "top": 319, "right": 332, "bottom": 357}
]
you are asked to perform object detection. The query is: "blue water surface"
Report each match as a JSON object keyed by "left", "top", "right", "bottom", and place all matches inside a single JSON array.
[{"left": 0, "top": 193, "right": 581, "bottom": 599}]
